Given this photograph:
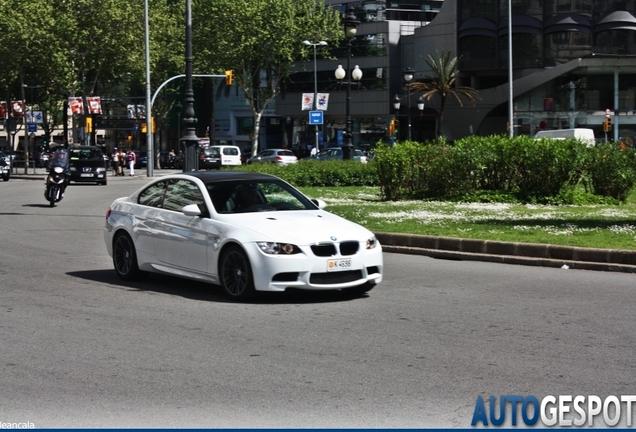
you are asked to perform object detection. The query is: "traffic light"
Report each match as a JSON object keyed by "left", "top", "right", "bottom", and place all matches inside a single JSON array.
[
  {"left": 389, "top": 119, "right": 399, "bottom": 136},
  {"left": 225, "top": 70, "right": 234, "bottom": 86},
  {"left": 85, "top": 116, "right": 93, "bottom": 133},
  {"left": 604, "top": 117, "right": 612, "bottom": 132}
]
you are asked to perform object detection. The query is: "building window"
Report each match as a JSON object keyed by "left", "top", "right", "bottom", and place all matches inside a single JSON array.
[
  {"left": 236, "top": 117, "right": 254, "bottom": 136},
  {"left": 459, "top": 36, "right": 497, "bottom": 70},
  {"left": 499, "top": 34, "right": 542, "bottom": 68},
  {"left": 545, "top": 31, "right": 592, "bottom": 66}
]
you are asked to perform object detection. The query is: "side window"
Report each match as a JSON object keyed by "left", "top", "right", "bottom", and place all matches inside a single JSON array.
[
  {"left": 138, "top": 181, "right": 166, "bottom": 207},
  {"left": 224, "top": 147, "right": 239, "bottom": 155},
  {"left": 163, "top": 179, "right": 207, "bottom": 213}
]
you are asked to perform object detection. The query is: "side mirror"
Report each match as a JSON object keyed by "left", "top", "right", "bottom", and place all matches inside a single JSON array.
[
  {"left": 182, "top": 204, "right": 202, "bottom": 217},
  {"left": 310, "top": 198, "right": 327, "bottom": 209}
]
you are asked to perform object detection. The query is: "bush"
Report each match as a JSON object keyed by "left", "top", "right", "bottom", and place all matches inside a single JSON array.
[
  {"left": 373, "top": 135, "right": 592, "bottom": 203},
  {"left": 586, "top": 143, "right": 636, "bottom": 201}
]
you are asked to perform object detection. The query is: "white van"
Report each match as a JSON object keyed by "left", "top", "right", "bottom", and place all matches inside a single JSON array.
[
  {"left": 211, "top": 145, "right": 242, "bottom": 166},
  {"left": 534, "top": 128, "right": 596, "bottom": 147}
]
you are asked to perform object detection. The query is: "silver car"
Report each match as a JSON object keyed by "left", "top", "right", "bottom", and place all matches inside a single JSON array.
[{"left": 247, "top": 149, "right": 298, "bottom": 165}]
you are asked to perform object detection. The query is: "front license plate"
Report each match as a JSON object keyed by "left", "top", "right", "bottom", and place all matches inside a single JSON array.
[
  {"left": 80, "top": 173, "right": 93, "bottom": 177},
  {"left": 327, "top": 258, "right": 351, "bottom": 272}
]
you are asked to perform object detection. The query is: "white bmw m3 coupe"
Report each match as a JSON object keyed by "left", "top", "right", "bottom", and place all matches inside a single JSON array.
[{"left": 104, "top": 171, "right": 383, "bottom": 300}]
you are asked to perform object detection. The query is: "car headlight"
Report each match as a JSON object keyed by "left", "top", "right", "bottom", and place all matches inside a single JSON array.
[
  {"left": 69, "top": 167, "right": 77, "bottom": 172},
  {"left": 366, "top": 235, "right": 378, "bottom": 249},
  {"left": 257, "top": 242, "right": 301, "bottom": 255},
  {"left": 97, "top": 167, "right": 106, "bottom": 173}
]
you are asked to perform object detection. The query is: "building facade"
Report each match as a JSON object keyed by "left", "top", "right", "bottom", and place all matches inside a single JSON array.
[
  {"left": 422, "top": 0, "right": 636, "bottom": 143},
  {"left": 276, "top": 0, "right": 444, "bottom": 153},
  {"left": 276, "top": 0, "right": 636, "bottom": 149}
]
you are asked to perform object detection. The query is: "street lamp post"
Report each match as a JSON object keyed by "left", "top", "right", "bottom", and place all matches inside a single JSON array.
[
  {"left": 175, "top": 102, "right": 183, "bottom": 145},
  {"left": 23, "top": 84, "right": 41, "bottom": 174},
  {"left": 181, "top": 0, "right": 199, "bottom": 172},
  {"left": 417, "top": 95, "right": 425, "bottom": 141},
  {"left": 335, "top": 11, "right": 361, "bottom": 160},
  {"left": 403, "top": 67, "right": 414, "bottom": 141},
  {"left": 302, "top": 40, "right": 327, "bottom": 154},
  {"left": 393, "top": 94, "right": 401, "bottom": 140}
]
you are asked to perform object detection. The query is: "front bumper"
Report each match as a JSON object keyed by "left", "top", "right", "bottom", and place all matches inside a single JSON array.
[
  {"left": 70, "top": 170, "right": 107, "bottom": 182},
  {"left": 243, "top": 242, "right": 384, "bottom": 292}
]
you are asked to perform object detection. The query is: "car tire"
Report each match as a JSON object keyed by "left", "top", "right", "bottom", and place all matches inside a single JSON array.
[
  {"left": 219, "top": 245, "right": 255, "bottom": 300},
  {"left": 2, "top": 175, "right": 9, "bottom": 182},
  {"left": 113, "top": 232, "right": 147, "bottom": 281},
  {"left": 99, "top": 180, "right": 107, "bottom": 186},
  {"left": 343, "top": 282, "right": 375, "bottom": 297}
]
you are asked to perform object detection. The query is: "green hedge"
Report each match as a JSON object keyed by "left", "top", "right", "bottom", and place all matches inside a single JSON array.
[{"left": 373, "top": 135, "right": 636, "bottom": 203}]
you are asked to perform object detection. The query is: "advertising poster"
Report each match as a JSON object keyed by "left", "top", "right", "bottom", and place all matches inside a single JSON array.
[
  {"left": 86, "top": 96, "right": 102, "bottom": 115},
  {"left": 316, "top": 93, "right": 329, "bottom": 110},
  {"left": 12, "top": 101, "right": 25, "bottom": 117},
  {"left": 0, "top": 101, "right": 6, "bottom": 119},
  {"left": 301, "top": 93, "right": 313, "bottom": 111},
  {"left": 69, "top": 97, "right": 84, "bottom": 115}
]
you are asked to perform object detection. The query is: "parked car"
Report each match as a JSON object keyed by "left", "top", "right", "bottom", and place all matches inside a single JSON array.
[
  {"left": 133, "top": 151, "right": 148, "bottom": 168},
  {"left": 0, "top": 157, "right": 9, "bottom": 181},
  {"left": 247, "top": 149, "right": 298, "bottom": 165},
  {"left": 305, "top": 147, "right": 368, "bottom": 163},
  {"left": 68, "top": 146, "right": 108, "bottom": 185},
  {"left": 104, "top": 171, "right": 383, "bottom": 300}
]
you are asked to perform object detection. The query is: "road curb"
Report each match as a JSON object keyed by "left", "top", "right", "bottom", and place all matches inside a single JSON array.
[{"left": 375, "top": 232, "right": 636, "bottom": 274}]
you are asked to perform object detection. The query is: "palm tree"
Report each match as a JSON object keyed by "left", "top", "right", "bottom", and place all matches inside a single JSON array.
[{"left": 409, "top": 50, "right": 480, "bottom": 137}]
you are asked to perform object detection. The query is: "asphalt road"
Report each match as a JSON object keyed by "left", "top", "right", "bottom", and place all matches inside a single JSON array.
[{"left": 1, "top": 175, "right": 635, "bottom": 428}]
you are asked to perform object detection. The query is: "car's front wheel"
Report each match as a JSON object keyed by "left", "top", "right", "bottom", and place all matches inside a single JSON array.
[
  {"left": 219, "top": 245, "right": 254, "bottom": 300},
  {"left": 113, "top": 232, "right": 147, "bottom": 281}
]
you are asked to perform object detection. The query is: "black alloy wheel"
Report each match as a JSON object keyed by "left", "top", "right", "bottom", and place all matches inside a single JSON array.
[
  {"left": 113, "top": 232, "right": 147, "bottom": 281},
  {"left": 219, "top": 245, "right": 255, "bottom": 300}
]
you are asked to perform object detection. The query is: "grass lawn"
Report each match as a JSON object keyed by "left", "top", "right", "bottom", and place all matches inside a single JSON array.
[{"left": 299, "top": 186, "right": 636, "bottom": 251}]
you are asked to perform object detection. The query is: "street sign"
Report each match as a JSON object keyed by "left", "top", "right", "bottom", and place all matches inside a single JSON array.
[
  {"left": 27, "top": 123, "right": 37, "bottom": 133},
  {"left": 309, "top": 110, "right": 323, "bottom": 125},
  {"left": 29, "top": 132, "right": 36, "bottom": 139}
]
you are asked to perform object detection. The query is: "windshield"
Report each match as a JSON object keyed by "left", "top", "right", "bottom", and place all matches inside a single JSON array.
[
  {"left": 69, "top": 148, "right": 103, "bottom": 161},
  {"left": 205, "top": 179, "right": 317, "bottom": 214},
  {"left": 50, "top": 149, "right": 70, "bottom": 168}
]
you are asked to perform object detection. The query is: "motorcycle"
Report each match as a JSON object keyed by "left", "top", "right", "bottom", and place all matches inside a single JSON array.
[{"left": 45, "top": 149, "right": 70, "bottom": 207}]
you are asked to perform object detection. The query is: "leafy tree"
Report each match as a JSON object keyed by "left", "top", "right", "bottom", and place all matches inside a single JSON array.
[
  {"left": 409, "top": 50, "right": 480, "bottom": 138},
  {"left": 194, "top": 0, "right": 342, "bottom": 156}
]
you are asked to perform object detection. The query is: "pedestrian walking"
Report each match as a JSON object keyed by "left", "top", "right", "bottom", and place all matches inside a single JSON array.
[
  {"left": 117, "top": 149, "right": 126, "bottom": 176},
  {"left": 127, "top": 150, "right": 136, "bottom": 176},
  {"left": 111, "top": 148, "right": 120, "bottom": 176}
]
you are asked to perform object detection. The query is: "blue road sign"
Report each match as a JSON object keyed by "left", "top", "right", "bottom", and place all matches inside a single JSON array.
[
  {"left": 27, "top": 123, "right": 37, "bottom": 133},
  {"left": 309, "top": 110, "right": 323, "bottom": 125}
]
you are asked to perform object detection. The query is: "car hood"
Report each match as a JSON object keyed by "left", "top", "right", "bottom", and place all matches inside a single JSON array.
[{"left": 220, "top": 210, "right": 374, "bottom": 244}]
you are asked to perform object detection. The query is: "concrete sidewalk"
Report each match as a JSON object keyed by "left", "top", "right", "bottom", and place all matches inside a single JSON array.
[{"left": 9, "top": 169, "right": 636, "bottom": 273}]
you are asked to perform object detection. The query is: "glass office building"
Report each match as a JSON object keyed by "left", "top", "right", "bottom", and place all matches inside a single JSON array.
[{"left": 275, "top": 0, "right": 636, "bottom": 149}]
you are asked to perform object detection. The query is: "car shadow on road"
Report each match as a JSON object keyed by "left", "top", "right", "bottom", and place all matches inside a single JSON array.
[{"left": 67, "top": 269, "right": 367, "bottom": 305}]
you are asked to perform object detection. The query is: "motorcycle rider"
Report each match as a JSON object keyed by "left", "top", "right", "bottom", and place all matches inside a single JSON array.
[{"left": 48, "top": 147, "right": 70, "bottom": 196}]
